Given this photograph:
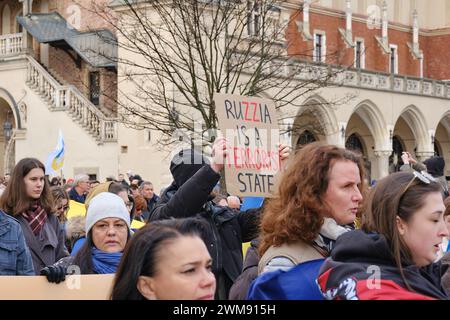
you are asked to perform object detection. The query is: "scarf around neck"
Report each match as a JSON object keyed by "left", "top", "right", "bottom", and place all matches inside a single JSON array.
[
  {"left": 22, "top": 201, "right": 47, "bottom": 236},
  {"left": 91, "top": 247, "right": 122, "bottom": 274},
  {"left": 313, "top": 218, "right": 353, "bottom": 254}
]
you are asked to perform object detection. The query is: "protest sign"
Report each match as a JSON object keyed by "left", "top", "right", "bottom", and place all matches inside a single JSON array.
[
  {"left": 0, "top": 274, "right": 114, "bottom": 300},
  {"left": 214, "top": 93, "right": 280, "bottom": 197}
]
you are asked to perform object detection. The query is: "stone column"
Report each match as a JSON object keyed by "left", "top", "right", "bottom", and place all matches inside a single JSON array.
[
  {"left": 412, "top": 9, "right": 419, "bottom": 52},
  {"left": 381, "top": 1, "right": 388, "bottom": 41},
  {"left": 19, "top": 0, "right": 34, "bottom": 53},
  {"left": 373, "top": 150, "right": 392, "bottom": 180},
  {"left": 345, "top": 0, "right": 352, "bottom": 33}
]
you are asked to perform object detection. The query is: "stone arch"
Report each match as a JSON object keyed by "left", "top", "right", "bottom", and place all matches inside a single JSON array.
[
  {"left": 395, "top": 105, "right": 429, "bottom": 152},
  {"left": 2, "top": 4, "right": 11, "bottom": 35},
  {"left": 0, "top": 88, "right": 22, "bottom": 129},
  {"left": 436, "top": 110, "right": 450, "bottom": 136},
  {"left": 292, "top": 94, "right": 338, "bottom": 146},
  {"left": 433, "top": 111, "right": 450, "bottom": 175},
  {"left": 345, "top": 131, "right": 367, "bottom": 156},
  {"left": 350, "top": 100, "right": 387, "bottom": 150},
  {"left": 0, "top": 88, "right": 19, "bottom": 175}
]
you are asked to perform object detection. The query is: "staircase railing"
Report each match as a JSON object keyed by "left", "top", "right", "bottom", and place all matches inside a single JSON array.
[
  {"left": 0, "top": 33, "right": 23, "bottom": 56},
  {"left": 26, "top": 56, "right": 117, "bottom": 143}
]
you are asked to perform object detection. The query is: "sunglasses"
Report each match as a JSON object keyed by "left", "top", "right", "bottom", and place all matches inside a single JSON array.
[
  {"left": 57, "top": 205, "right": 69, "bottom": 212},
  {"left": 398, "top": 171, "right": 435, "bottom": 204}
]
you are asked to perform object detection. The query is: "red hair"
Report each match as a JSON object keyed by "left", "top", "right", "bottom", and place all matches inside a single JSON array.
[{"left": 259, "top": 142, "right": 366, "bottom": 256}]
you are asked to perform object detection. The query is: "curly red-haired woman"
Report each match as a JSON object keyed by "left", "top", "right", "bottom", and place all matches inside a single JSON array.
[{"left": 258, "top": 142, "right": 366, "bottom": 274}]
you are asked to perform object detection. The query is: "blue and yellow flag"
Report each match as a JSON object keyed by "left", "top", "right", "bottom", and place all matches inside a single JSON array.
[{"left": 45, "top": 130, "right": 65, "bottom": 176}]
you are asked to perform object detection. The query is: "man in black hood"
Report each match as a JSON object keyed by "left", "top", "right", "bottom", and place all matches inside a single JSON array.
[
  {"left": 150, "top": 138, "right": 289, "bottom": 299},
  {"left": 424, "top": 156, "right": 449, "bottom": 197}
]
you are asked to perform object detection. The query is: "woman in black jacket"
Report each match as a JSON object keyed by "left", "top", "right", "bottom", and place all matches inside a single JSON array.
[{"left": 149, "top": 138, "right": 289, "bottom": 299}]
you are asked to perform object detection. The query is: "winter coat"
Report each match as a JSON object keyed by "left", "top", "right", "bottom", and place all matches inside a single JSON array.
[
  {"left": 0, "top": 211, "right": 34, "bottom": 275},
  {"left": 258, "top": 218, "right": 348, "bottom": 275},
  {"left": 228, "top": 238, "right": 260, "bottom": 300},
  {"left": 141, "top": 194, "right": 160, "bottom": 222},
  {"left": 17, "top": 213, "right": 69, "bottom": 274},
  {"left": 442, "top": 251, "right": 450, "bottom": 295},
  {"left": 318, "top": 230, "right": 448, "bottom": 300},
  {"left": 150, "top": 164, "right": 260, "bottom": 299},
  {"left": 258, "top": 240, "right": 326, "bottom": 275},
  {"left": 68, "top": 188, "right": 86, "bottom": 204}
]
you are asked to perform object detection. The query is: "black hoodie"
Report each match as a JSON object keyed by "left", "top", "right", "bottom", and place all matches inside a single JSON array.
[
  {"left": 317, "top": 230, "right": 448, "bottom": 300},
  {"left": 423, "top": 156, "right": 445, "bottom": 178}
]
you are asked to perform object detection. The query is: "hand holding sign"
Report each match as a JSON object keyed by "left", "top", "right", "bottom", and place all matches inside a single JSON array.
[
  {"left": 211, "top": 136, "right": 229, "bottom": 173},
  {"left": 214, "top": 93, "right": 282, "bottom": 197},
  {"left": 279, "top": 144, "right": 290, "bottom": 162}
]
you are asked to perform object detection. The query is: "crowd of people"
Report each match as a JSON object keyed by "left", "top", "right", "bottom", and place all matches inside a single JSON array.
[{"left": 0, "top": 138, "right": 449, "bottom": 300}]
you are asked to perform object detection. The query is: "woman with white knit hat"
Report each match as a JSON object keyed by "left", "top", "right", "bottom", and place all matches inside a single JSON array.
[{"left": 41, "top": 192, "right": 131, "bottom": 283}]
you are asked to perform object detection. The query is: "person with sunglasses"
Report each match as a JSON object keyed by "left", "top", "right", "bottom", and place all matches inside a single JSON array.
[
  {"left": 318, "top": 171, "right": 449, "bottom": 300},
  {"left": 51, "top": 186, "right": 70, "bottom": 227}
]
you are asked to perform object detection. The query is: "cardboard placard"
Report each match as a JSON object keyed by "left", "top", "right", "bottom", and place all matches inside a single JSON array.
[
  {"left": 214, "top": 93, "right": 280, "bottom": 197},
  {"left": 0, "top": 274, "right": 114, "bottom": 300}
]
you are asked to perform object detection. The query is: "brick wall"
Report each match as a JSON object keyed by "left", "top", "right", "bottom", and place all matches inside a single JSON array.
[
  {"left": 422, "top": 32, "right": 450, "bottom": 80},
  {"left": 285, "top": 9, "right": 450, "bottom": 79},
  {"left": 47, "top": 45, "right": 117, "bottom": 115}
]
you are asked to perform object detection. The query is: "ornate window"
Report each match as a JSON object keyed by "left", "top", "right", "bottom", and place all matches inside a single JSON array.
[
  {"left": 89, "top": 72, "right": 100, "bottom": 106},
  {"left": 247, "top": 1, "right": 261, "bottom": 37},
  {"left": 345, "top": 133, "right": 364, "bottom": 155},
  {"left": 297, "top": 130, "right": 316, "bottom": 147}
]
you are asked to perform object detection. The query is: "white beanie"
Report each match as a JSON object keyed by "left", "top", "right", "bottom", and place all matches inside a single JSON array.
[{"left": 85, "top": 192, "right": 131, "bottom": 234}]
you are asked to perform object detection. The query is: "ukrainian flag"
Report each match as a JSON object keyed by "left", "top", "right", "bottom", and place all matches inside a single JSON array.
[{"left": 45, "top": 130, "right": 65, "bottom": 175}]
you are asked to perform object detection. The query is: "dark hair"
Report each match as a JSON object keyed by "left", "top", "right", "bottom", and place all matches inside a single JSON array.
[
  {"left": 0, "top": 158, "right": 53, "bottom": 216},
  {"left": 110, "top": 218, "right": 210, "bottom": 300},
  {"left": 73, "top": 228, "right": 132, "bottom": 274},
  {"left": 107, "top": 182, "right": 136, "bottom": 220},
  {"left": 362, "top": 171, "right": 443, "bottom": 290},
  {"left": 108, "top": 182, "right": 127, "bottom": 195},
  {"left": 50, "top": 177, "right": 61, "bottom": 186},
  {"left": 259, "top": 142, "right": 366, "bottom": 256},
  {"left": 72, "top": 232, "right": 95, "bottom": 274},
  {"left": 51, "top": 186, "right": 70, "bottom": 223},
  {"left": 445, "top": 197, "right": 450, "bottom": 217}
]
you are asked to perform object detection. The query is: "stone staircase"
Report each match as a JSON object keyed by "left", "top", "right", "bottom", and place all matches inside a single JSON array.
[{"left": 25, "top": 55, "right": 118, "bottom": 144}]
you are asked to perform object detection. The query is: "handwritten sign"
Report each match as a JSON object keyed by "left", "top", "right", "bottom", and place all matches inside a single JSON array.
[
  {"left": 0, "top": 274, "right": 114, "bottom": 300},
  {"left": 214, "top": 93, "right": 280, "bottom": 197}
]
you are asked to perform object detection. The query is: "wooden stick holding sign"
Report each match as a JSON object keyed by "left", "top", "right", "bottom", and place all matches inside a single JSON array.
[{"left": 214, "top": 93, "right": 281, "bottom": 197}]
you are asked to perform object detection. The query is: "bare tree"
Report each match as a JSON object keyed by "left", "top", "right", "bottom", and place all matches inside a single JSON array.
[{"left": 86, "top": 0, "right": 351, "bottom": 147}]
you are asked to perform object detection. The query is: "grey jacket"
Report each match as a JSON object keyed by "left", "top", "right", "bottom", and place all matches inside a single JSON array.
[
  {"left": 17, "top": 213, "right": 69, "bottom": 274},
  {"left": 0, "top": 211, "right": 34, "bottom": 275}
]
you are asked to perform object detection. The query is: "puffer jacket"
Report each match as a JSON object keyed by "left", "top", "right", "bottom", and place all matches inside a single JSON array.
[{"left": 318, "top": 230, "right": 448, "bottom": 300}]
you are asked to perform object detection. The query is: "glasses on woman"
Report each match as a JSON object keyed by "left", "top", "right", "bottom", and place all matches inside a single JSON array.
[
  {"left": 399, "top": 171, "right": 434, "bottom": 203},
  {"left": 56, "top": 204, "right": 69, "bottom": 212}
]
